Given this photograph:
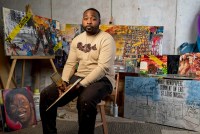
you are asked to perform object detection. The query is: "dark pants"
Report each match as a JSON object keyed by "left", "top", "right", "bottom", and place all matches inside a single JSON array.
[{"left": 39, "top": 75, "right": 112, "bottom": 134}]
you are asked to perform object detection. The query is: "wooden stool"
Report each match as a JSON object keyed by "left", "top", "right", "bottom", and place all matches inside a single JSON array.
[
  {"left": 95, "top": 73, "right": 120, "bottom": 134},
  {"left": 95, "top": 100, "right": 108, "bottom": 134}
]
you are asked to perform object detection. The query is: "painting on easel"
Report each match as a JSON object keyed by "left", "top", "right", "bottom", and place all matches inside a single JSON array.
[{"left": 3, "top": 7, "right": 62, "bottom": 56}]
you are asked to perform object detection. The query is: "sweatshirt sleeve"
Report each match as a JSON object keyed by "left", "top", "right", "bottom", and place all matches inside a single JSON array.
[
  {"left": 61, "top": 40, "right": 78, "bottom": 83},
  {"left": 80, "top": 36, "right": 116, "bottom": 87}
]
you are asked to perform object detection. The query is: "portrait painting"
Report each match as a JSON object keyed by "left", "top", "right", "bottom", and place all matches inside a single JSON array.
[{"left": 2, "top": 87, "right": 36, "bottom": 131}]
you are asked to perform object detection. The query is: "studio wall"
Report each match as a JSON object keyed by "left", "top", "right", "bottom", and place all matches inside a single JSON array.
[{"left": 0, "top": 0, "right": 200, "bottom": 54}]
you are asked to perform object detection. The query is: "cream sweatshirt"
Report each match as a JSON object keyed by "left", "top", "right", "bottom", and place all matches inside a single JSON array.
[{"left": 62, "top": 30, "right": 116, "bottom": 88}]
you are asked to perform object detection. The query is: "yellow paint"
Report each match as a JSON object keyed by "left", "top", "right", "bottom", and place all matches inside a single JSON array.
[
  {"left": 5, "top": 12, "right": 32, "bottom": 42},
  {"left": 53, "top": 41, "right": 62, "bottom": 52},
  {"left": 33, "top": 15, "right": 51, "bottom": 29},
  {"left": 149, "top": 55, "right": 164, "bottom": 67}
]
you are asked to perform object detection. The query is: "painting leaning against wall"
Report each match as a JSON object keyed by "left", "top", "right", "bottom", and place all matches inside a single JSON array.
[
  {"left": 124, "top": 76, "right": 200, "bottom": 132},
  {"left": 2, "top": 87, "right": 36, "bottom": 131},
  {"left": 54, "top": 24, "right": 83, "bottom": 68},
  {"left": 100, "top": 25, "right": 164, "bottom": 72}
]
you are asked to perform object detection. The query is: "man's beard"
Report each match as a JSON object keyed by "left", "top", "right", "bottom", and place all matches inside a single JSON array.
[{"left": 83, "top": 26, "right": 99, "bottom": 35}]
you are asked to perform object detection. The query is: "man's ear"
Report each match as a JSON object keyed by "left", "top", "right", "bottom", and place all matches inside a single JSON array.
[{"left": 99, "top": 19, "right": 101, "bottom": 25}]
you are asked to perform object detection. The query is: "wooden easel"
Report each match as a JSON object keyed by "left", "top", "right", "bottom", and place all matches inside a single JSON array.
[{"left": 5, "top": 56, "right": 57, "bottom": 89}]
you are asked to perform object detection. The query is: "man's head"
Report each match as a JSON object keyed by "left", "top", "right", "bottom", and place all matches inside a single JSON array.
[{"left": 82, "top": 8, "right": 101, "bottom": 35}]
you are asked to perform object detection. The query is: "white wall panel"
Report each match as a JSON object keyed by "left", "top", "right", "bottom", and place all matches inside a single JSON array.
[
  {"left": 176, "top": 0, "right": 200, "bottom": 54},
  {"left": 112, "top": 0, "right": 176, "bottom": 54}
]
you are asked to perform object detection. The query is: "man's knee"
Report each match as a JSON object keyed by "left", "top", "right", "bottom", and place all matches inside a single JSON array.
[{"left": 40, "top": 83, "right": 58, "bottom": 103}]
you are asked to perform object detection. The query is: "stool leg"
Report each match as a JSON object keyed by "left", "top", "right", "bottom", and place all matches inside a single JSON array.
[{"left": 99, "top": 105, "right": 108, "bottom": 134}]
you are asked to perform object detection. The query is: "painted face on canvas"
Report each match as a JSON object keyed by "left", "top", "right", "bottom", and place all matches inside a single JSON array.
[
  {"left": 10, "top": 94, "right": 32, "bottom": 125},
  {"left": 82, "top": 10, "right": 100, "bottom": 35}
]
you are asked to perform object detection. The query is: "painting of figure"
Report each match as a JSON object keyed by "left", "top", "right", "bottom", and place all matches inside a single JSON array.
[{"left": 2, "top": 87, "right": 36, "bottom": 131}]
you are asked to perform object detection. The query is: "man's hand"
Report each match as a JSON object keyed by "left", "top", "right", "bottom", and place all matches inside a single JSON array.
[
  {"left": 57, "top": 81, "right": 69, "bottom": 96},
  {"left": 57, "top": 80, "right": 83, "bottom": 96}
]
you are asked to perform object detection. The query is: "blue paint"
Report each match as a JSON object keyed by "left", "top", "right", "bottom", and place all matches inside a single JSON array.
[{"left": 125, "top": 76, "right": 160, "bottom": 101}]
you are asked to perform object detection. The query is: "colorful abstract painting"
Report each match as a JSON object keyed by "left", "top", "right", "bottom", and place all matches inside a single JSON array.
[
  {"left": 139, "top": 55, "right": 167, "bottom": 75},
  {"left": 61, "top": 24, "right": 82, "bottom": 56},
  {"left": 3, "top": 7, "right": 61, "bottom": 56},
  {"left": 54, "top": 24, "right": 83, "bottom": 68},
  {"left": 178, "top": 53, "right": 200, "bottom": 78},
  {"left": 124, "top": 57, "right": 139, "bottom": 72},
  {"left": 100, "top": 25, "right": 164, "bottom": 59},
  {"left": 124, "top": 76, "right": 200, "bottom": 132},
  {"left": 100, "top": 25, "right": 164, "bottom": 72}
]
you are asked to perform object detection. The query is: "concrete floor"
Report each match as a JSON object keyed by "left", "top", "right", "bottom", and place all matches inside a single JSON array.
[
  {"left": 57, "top": 109, "right": 200, "bottom": 134},
  {"left": 0, "top": 109, "right": 199, "bottom": 134}
]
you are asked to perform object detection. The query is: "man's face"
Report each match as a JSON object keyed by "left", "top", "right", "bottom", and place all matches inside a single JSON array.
[
  {"left": 82, "top": 10, "right": 100, "bottom": 35},
  {"left": 10, "top": 94, "right": 32, "bottom": 124}
]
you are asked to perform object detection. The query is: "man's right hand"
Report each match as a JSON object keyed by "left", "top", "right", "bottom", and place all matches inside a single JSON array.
[{"left": 57, "top": 81, "right": 69, "bottom": 96}]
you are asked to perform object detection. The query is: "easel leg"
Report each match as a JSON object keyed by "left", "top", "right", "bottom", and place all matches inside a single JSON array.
[
  {"left": 49, "top": 59, "right": 57, "bottom": 73},
  {"left": 21, "top": 59, "right": 25, "bottom": 87},
  {"left": 5, "top": 59, "right": 17, "bottom": 89}
]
